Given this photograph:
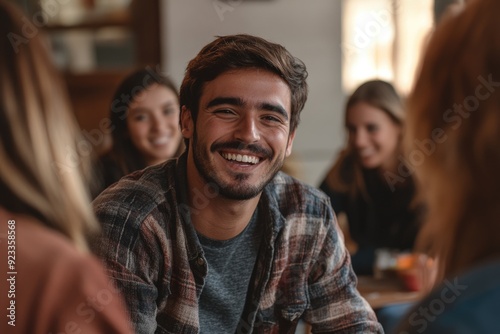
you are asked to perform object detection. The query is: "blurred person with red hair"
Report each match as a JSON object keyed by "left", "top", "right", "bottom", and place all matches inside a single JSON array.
[{"left": 397, "top": 0, "right": 500, "bottom": 332}]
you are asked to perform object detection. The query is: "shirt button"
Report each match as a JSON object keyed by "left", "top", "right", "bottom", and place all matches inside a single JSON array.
[{"left": 197, "top": 257, "right": 205, "bottom": 266}]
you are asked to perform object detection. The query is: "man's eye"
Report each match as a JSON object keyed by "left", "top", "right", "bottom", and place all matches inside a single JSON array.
[
  {"left": 366, "top": 124, "right": 378, "bottom": 132},
  {"left": 213, "top": 109, "right": 236, "bottom": 116},
  {"left": 263, "top": 115, "right": 281, "bottom": 122}
]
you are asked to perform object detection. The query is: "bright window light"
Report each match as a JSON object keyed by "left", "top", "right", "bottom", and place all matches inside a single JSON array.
[{"left": 342, "top": 0, "right": 434, "bottom": 95}]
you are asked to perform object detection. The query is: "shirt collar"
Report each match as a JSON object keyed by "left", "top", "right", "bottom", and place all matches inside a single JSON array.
[{"left": 174, "top": 151, "right": 286, "bottom": 258}]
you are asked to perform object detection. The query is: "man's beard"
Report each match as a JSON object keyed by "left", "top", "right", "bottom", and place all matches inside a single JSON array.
[{"left": 191, "top": 130, "right": 285, "bottom": 200}]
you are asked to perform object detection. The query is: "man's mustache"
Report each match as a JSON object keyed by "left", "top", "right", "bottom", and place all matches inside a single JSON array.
[{"left": 211, "top": 141, "right": 272, "bottom": 159}]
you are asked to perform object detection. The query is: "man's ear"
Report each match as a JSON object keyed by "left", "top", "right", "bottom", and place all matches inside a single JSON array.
[
  {"left": 285, "top": 130, "right": 296, "bottom": 157},
  {"left": 180, "top": 106, "right": 194, "bottom": 139}
]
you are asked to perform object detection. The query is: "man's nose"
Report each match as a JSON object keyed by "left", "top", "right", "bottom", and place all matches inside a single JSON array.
[{"left": 234, "top": 115, "right": 260, "bottom": 143}]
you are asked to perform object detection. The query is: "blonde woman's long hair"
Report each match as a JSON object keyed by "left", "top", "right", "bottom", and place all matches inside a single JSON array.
[
  {"left": 324, "top": 80, "right": 405, "bottom": 200},
  {"left": 0, "top": 1, "right": 98, "bottom": 251},
  {"left": 405, "top": 0, "right": 500, "bottom": 281}
]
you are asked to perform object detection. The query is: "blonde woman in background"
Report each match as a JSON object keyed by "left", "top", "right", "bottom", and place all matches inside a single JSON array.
[
  {"left": 319, "top": 80, "right": 422, "bottom": 276},
  {"left": 0, "top": 1, "right": 132, "bottom": 333},
  {"left": 397, "top": 0, "right": 500, "bottom": 332},
  {"left": 319, "top": 80, "right": 423, "bottom": 333}
]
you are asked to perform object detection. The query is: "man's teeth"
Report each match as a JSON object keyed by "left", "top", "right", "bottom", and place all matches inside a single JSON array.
[{"left": 221, "top": 153, "right": 260, "bottom": 164}]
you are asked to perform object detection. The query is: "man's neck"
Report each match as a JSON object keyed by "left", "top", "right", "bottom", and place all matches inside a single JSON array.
[
  {"left": 184, "top": 149, "right": 263, "bottom": 240},
  {"left": 189, "top": 193, "right": 261, "bottom": 241}
]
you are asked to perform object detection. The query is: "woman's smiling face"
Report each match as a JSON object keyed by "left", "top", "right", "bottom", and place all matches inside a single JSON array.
[
  {"left": 346, "top": 101, "right": 401, "bottom": 171},
  {"left": 126, "top": 84, "right": 181, "bottom": 166}
]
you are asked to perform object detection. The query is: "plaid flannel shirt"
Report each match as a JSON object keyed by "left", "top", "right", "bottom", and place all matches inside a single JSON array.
[{"left": 92, "top": 153, "right": 383, "bottom": 333}]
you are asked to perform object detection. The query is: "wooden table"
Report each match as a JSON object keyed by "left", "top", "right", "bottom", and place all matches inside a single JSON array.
[{"left": 356, "top": 275, "right": 422, "bottom": 309}]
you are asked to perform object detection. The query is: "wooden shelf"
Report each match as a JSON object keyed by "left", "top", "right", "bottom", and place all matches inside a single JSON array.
[
  {"left": 64, "top": 70, "right": 133, "bottom": 154},
  {"left": 38, "top": 0, "right": 162, "bottom": 156}
]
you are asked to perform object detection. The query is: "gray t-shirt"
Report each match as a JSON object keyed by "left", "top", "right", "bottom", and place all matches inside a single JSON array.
[{"left": 198, "top": 210, "right": 262, "bottom": 333}]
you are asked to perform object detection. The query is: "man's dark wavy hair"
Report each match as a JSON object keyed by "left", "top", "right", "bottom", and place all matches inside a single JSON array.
[{"left": 180, "top": 34, "right": 308, "bottom": 137}]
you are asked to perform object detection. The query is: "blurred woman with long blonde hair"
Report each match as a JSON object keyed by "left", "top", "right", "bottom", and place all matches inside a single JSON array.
[
  {"left": 0, "top": 1, "right": 131, "bottom": 332},
  {"left": 320, "top": 80, "right": 421, "bottom": 275}
]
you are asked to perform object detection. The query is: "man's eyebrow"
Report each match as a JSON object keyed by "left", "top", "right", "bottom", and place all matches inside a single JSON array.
[
  {"left": 206, "top": 97, "right": 244, "bottom": 109},
  {"left": 259, "top": 102, "right": 288, "bottom": 121},
  {"left": 206, "top": 97, "right": 289, "bottom": 121}
]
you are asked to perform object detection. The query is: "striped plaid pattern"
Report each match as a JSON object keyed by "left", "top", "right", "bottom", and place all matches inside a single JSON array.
[{"left": 91, "top": 153, "right": 383, "bottom": 333}]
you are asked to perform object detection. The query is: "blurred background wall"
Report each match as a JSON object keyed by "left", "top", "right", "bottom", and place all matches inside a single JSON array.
[{"left": 11, "top": 0, "right": 446, "bottom": 187}]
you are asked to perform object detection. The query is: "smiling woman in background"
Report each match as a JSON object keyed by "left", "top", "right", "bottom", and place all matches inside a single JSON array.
[
  {"left": 320, "top": 80, "right": 421, "bottom": 276},
  {"left": 0, "top": 1, "right": 131, "bottom": 333},
  {"left": 95, "top": 68, "right": 183, "bottom": 194},
  {"left": 398, "top": 0, "right": 500, "bottom": 332}
]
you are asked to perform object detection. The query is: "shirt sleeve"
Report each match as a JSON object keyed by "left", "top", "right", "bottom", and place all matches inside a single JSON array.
[
  {"left": 92, "top": 201, "right": 164, "bottom": 334},
  {"left": 303, "top": 205, "right": 384, "bottom": 333},
  {"left": 319, "top": 180, "right": 347, "bottom": 216}
]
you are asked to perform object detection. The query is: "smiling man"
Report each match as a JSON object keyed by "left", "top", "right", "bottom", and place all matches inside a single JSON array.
[{"left": 92, "top": 34, "right": 382, "bottom": 333}]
